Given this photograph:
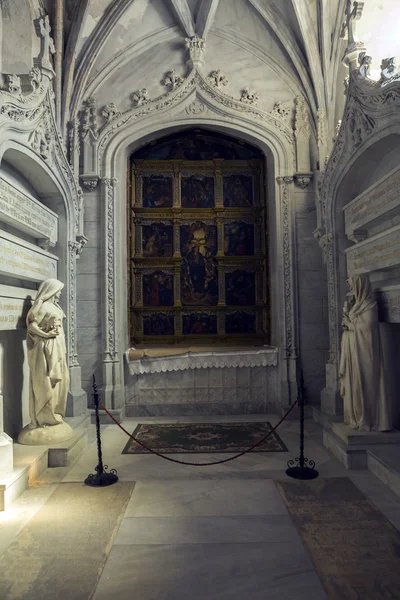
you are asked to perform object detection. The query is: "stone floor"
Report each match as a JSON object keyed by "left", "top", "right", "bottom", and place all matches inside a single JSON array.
[{"left": 2, "top": 414, "right": 400, "bottom": 599}]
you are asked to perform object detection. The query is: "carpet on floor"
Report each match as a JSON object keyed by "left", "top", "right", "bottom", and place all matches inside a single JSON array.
[
  {"left": 122, "top": 422, "right": 288, "bottom": 454},
  {"left": 276, "top": 476, "right": 400, "bottom": 600},
  {"left": 0, "top": 482, "right": 134, "bottom": 600}
]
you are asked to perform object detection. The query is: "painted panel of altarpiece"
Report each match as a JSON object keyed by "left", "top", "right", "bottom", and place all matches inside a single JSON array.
[
  {"left": 129, "top": 129, "right": 268, "bottom": 345},
  {"left": 180, "top": 221, "right": 218, "bottom": 306}
]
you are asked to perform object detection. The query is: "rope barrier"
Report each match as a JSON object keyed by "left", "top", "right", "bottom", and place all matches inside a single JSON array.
[{"left": 100, "top": 400, "right": 298, "bottom": 467}]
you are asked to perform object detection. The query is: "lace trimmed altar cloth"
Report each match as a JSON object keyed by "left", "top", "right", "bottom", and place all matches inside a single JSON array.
[{"left": 125, "top": 345, "right": 278, "bottom": 375}]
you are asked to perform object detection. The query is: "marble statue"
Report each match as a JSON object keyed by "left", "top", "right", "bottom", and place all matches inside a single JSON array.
[
  {"left": 380, "top": 57, "right": 400, "bottom": 84},
  {"left": 18, "top": 279, "right": 73, "bottom": 445},
  {"left": 339, "top": 275, "right": 391, "bottom": 432}
]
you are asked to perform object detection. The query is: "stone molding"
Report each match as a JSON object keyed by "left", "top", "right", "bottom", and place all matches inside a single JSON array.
[{"left": 101, "top": 177, "right": 118, "bottom": 363}]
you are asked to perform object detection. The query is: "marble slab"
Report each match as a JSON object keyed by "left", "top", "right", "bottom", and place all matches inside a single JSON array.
[
  {"left": 344, "top": 165, "right": 400, "bottom": 240},
  {"left": 376, "top": 284, "right": 400, "bottom": 323},
  {"left": 0, "top": 230, "right": 57, "bottom": 282},
  {"left": 332, "top": 422, "right": 400, "bottom": 445},
  {"left": 346, "top": 224, "right": 400, "bottom": 276},
  {"left": 0, "top": 176, "right": 58, "bottom": 245},
  {"left": 0, "top": 284, "right": 36, "bottom": 331}
]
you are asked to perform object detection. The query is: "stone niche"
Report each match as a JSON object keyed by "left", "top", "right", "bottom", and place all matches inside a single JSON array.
[
  {"left": 0, "top": 164, "right": 59, "bottom": 476},
  {"left": 343, "top": 162, "right": 400, "bottom": 428}
]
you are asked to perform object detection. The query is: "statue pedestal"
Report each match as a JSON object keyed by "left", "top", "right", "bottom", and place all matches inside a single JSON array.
[
  {"left": 332, "top": 422, "right": 400, "bottom": 445},
  {"left": 0, "top": 432, "right": 13, "bottom": 479},
  {"left": 17, "top": 421, "right": 74, "bottom": 445}
]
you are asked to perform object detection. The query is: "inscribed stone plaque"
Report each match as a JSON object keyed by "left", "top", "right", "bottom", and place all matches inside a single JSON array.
[
  {"left": 0, "top": 231, "right": 57, "bottom": 282},
  {"left": 0, "top": 285, "right": 36, "bottom": 331},
  {"left": 344, "top": 166, "right": 400, "bottom": 238},
  {"left": 346, "top": 225, "right": 400, "bottom": 275},
  {"left": 0, "top": 177, "right": 58, "bottom": 245}
]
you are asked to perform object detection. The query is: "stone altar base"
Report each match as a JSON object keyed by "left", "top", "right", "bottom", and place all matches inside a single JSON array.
[{"left": 17, "top": 420, "right": 74, "bottom": 445}]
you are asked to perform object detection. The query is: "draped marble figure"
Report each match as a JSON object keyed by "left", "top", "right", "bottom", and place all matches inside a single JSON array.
[
  {"left": 18, "top": 279, "right": 73, "bottom": 444},
  {"left": 339, "top": 275, "right": 391, "bottom": 432}
]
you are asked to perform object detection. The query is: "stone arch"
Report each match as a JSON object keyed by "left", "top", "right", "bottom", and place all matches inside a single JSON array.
[{"left": 92, "top": 87, "right": 299, "bottom": 412}]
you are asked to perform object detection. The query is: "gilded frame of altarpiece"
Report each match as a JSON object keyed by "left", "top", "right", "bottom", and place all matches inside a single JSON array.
[{"left": 128, "top": 158, "right": 270, "bottom": 345}]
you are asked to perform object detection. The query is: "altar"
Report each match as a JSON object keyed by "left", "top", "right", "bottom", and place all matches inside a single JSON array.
[{"left": 125, "top": 345, "right": 278, "bottom": 416}]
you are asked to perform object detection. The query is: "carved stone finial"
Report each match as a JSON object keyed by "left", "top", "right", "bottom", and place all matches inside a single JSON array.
[
  {"left": 7, "top": 74, "right": 22, "bottom": 96},
  {"left": 240, "top": 88, "right": 259, "bottom": 105},
  {"left": 101, "top": 102, "right": 121, "bottom": 122},
  {"left": 357, "top": 51, "right": 372, "bottom": 78},
  {"left": 131, "top": 88, "right": 150, "bottom": 107},
  {"left": 161, "top": 70, "right": 184, "bottom": 91},
  {"left": 29, "top": 67, "right": 43, "bottom": 93},
  {"left": 35, "top": 15, "right": 56, "bottom": 71},
  {"left": 185, "top": 36, "right": 206, "bottom": 68},
  {"left": 379, "top": 57, "right": 400, "bottom": 85},
  {"left": 82, "top": 96, "right": 98, "bottom": 144},
  {"left": 207, "top": 69, "right": 228, "bottom": 88}
]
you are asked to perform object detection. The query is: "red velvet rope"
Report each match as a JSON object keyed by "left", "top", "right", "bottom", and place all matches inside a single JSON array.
[{"left": 100, "top": 400, "right": 298, "bottom": 467}]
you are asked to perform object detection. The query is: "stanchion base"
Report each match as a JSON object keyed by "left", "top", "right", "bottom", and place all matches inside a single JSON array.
[
  {"left": 286, "top": 466, "right": 319, "bottom": 480},
  {"left": 84, "top": 472, "right": 119, "bottom": 487}
]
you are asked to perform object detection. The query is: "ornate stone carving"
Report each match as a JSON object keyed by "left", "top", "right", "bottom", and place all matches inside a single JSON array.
[
  {"left": 29, "top": 67, "right": 43, "bottom": 93},
  {"left": 294, "top": 174, "right": 312, "bottom": 189},
  {"left": 81, "top": 96, "right": 98, "bottom": 144},
  {"left": 317, "top": 107, "right": 327, "bottom": 148},
  {"left": 346, "top": 98, "right": 375, "bottom": 148},
  {"left": 80, "top": 175, "right": 99, "bottom": 191},
  {"left": 30, "top": 116, "right": 52, "bottom": 160},
  {"left": 276, "top": 176, "right": 295, "bottom": 358},
  {"left": 102, "top": 178, "right": 117, "bottom": 361},
  {"left": 8, "top": 74, "right": 22, "bottom": 96},
  {"left": 340, "top": 0, "right": 365, "bottom": 68},
  {"left": 294, "top": 96, "right": 310, "bottom": 139},
  {"left": 101, "top": 102, "right": 121, "bottom": 122},
  {"left": 380, "top": 57, "right": 400, "bottom": 86},
  {"left": 161, "top": 70, "right": 184, "bottom": 91},
  {"left": 131, "top": 88, "right": 150, "bottom": 107},
  {"left": 185, "top": 36, "right": 206, "bottom": 68},
  {"left": 207, "top": 69, "right": 228, "bottom": 88},
  {"left": 357, "top": 52, "right": 372, "bottom": 79},
  {"left": 185, "top": 100, "right": 206, "bottom": 115},
  {"left": 271, "top": 101, "right": 291, "bottom": 120},
  {"left": 240, "top": 88, "right": 259, "bottom": 105}
]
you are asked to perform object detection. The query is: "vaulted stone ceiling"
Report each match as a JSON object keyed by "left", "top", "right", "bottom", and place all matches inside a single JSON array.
[{"left": 61, "top": 0, "right": 347, "bottom": 139}]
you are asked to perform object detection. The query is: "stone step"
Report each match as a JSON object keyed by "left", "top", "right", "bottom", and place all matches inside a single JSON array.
[
  {"left": 0, "top": 413, "right": 90, "bottom": 511},
  {"left": 332, "top": 422, "right": 400, "bottom": 445},
  {"left": 366, "top": 445, "right": 400, "bottom": 499},
  {"left": 322, "top": 429, "right": 368, "bottom": 469}
]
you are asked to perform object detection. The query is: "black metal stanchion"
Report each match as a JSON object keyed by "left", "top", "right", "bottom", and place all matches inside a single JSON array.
[
  {"left": 85, "top": 375, "right": 118, "bottom": 487},
  {"left": 286, "top": 369, "right": 318, "bottom": 480}
]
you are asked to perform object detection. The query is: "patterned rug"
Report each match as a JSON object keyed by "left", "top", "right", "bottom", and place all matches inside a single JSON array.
[
  {"left": 122, "top": 422, "right": 288, "bottom": 454},
  {"left": 276, "top": 477, "right": 400, "bottom": 599}
]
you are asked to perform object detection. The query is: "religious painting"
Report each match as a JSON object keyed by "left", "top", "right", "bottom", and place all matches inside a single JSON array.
[
  {"left": 224, "top": 221, "right": 254, "bottom": 256},
  {"left": 180, "top": 221, "right": 218, "bottom": 306},
  {"left": 143, "top": 271, "right": 174, "bottom": 307},
  {"left": 225, "top": 270, "right": 256, "bottom": 306},
  {"left": 143, "top": 312, "right": 174, "bottom": 336},
  {"left": 181, "top": 175, "right": 214, "bottom": 209},
  {"left": 182, "top": 312, "right": 217, "bottom": 335},
  {"left": 225, "top": 311, "right": 256, "bottom": 334},
  {"left": 142, "top": 174, "right": 173, "bottom": 208},
  {"left": 142, "top": 222, "right": 173, "bottom": 257},
  {"left": 223, "top": 174, "right": 253, "bottom": 207}
]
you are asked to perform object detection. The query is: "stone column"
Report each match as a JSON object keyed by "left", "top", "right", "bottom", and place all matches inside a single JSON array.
[
  {"left": 276, "top": 176, "right": 298, "bottom": 410},
  {"left": 100, "top": 178, "right": 123, "bottom": 420},
  {"left": 66, "top": 237, "right": 88, "bottom": 416}
]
